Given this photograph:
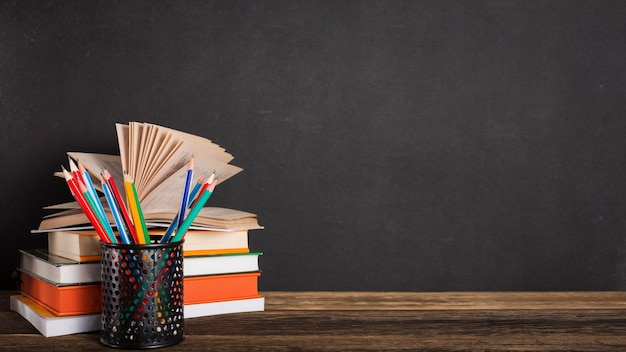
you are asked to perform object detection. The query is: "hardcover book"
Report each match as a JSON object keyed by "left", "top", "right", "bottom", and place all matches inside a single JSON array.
[
  {"left": 19, "top": 271, "right": 101, "bottom": 316},
  {"left": 47, "top": 231, "right": 101, "bottom": 262},
  {"left": 19, "top": 270, "right": 262, "bottom": 316},
  {"left": 20, "top": 248, "right": 261, "bottom": 283},
  {"left": 19, "top": 249, "right": 100, "bottom": 284},
  {"left": 183, "top": 252, "right": 262, "bottom": 277},
  {"left": 11, "top": 294, "right": 265, "bottom": 337},
  {"left": 184, "top": 272, "right": 262, "bottom": 305},
  {"left": 43, "top": 228, "right": 254, "bottom": 260},
  {"left": 9, "top": 295, "right": 101, "bottom": 337}
]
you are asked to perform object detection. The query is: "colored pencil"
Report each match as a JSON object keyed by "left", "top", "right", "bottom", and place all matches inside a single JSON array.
[
  {"left": 101, "top": 176, "right": 131, "bottom": 244},
  {"left": 124, "top": 172, "right": 150, "bottom": 244},
  {"left": 68, "top": 158, "right": 85, "bottom": 187},
  {"left": 188, "top": 174, "right": 206, "bottom": 205},
  {"left": 159, "top": 173, "right": 205, "bottom": 244},
  {"left": 189, "top": 173, "right": 213, "bottom": 208},
  {"left": 177, "top": 158, "right": 194, "bottom": 227},
  {"left": 78, "top": 161, "right": 115, "bottom": 239},
  {"left": 170, "top": 180, "right": 216, "bottom": 243},
  {"left": 81, "top": 181, "right": 117, "bottom": 244},
  {"left": 62, "top": 167, "right": 110, "bottom": 243},
  {"left": 103, "top": 169, "right": 138, "bottom": 244}
]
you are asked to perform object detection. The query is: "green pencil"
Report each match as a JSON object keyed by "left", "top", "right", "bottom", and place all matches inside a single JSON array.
[
  {"left": 80, "top": 181, "right": 117, "bottom": 244},
  {"left": 170, "top": 180, "right": 216, "bottom": 243}
]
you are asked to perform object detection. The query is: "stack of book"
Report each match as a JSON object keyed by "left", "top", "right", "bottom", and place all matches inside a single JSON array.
[{"left": 11, "top": 122, "right": 265, "bottom": 337}]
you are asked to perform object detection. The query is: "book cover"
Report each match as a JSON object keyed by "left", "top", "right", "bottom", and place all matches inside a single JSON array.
[
  {"left": 184, "top": 272, "right": 262, "bottom": 305},
  {"left": 19, "top": 270, "right": 262, "bottom": 316},
  {"left": 18, "top": 271, "right": 101, "bottom": 316},
  {"left": 19, "top": 249, "right": 101, "bottom": 284}
]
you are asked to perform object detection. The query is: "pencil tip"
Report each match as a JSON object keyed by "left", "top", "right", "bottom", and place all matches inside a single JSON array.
[{"left": 68, "top": 157, "right": 78, "bottom": 171}]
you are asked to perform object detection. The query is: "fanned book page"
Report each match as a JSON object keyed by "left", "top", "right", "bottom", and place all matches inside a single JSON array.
[{"left": 116, "top": 122, "right": 241, "bottom": 200}]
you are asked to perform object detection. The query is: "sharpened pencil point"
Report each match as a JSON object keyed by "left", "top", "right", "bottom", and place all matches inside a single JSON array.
[{"left": 68, "top": 158, "right": 79, "bottom": 172}]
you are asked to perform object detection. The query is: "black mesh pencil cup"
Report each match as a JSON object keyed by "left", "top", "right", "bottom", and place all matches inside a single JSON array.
[{"left": 100, "top": 240, "right": 184, "bottom": 349}]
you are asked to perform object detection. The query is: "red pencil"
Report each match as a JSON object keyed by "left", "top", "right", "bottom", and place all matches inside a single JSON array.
[
  {"left": 68, "top": 157, "right": 85, "bottom": 187},
  {"left": 103, "top": 168, "right": 138, "bottom": 244},
  {"left": 62, "top": 167, "right": 111, "bottom": 243}
]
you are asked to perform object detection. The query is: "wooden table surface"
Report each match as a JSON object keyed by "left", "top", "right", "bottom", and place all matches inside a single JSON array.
[{"left": 2, "top": 291, "right": 626, "bottom": 351}]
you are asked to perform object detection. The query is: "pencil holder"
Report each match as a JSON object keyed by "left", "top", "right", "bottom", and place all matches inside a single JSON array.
[{"left": 100, "top": 239, "right": 184, "bottom": 349}]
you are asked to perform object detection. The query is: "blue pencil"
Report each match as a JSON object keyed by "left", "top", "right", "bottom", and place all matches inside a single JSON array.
[
  {"left": 160, "top": 173, "right": 205, "bottom": 244},
  {"left": 177, "top": 158, "right": 194, "bottom": 227},
  {"left": 101, "top": 176, "right": 132, "bottom": 244},
  {"left": 170, "top": 180, "right": 216, "bottom": 243}
]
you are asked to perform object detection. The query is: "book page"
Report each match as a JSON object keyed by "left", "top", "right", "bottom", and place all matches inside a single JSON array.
[
  {"left": 136, "top": 122, "right": 152, "bottom": 186},
  {"left": 115, "top": 123, "right": 129, "bottom": 174},
  {"left": 141, "top": 133, "right": 183, "bottom": 194},
  {"left": 136, "top": 125, "right": 243, "bottom": 198},
  {"left": 139, "top": 157, "right": 242, "bottom": 213},
  {"left": 66, "top": 152, "right": 125, "bottom": 195},
  {"left": 146, "top": 122, "right": 233, "bottom": 163},
  {"left": 128, "top": 122, "right": 143, "bottom": 179},
  {"left": 137, "top": 125, "right": 161, "bottom": 191}
]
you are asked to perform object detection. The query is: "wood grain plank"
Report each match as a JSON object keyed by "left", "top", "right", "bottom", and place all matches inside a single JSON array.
[{"left": 262, "top": 291, "right": 626, "bottom": 310}]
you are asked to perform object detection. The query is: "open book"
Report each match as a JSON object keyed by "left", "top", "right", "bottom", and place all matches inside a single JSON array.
[{"left": 34, "top": 122, "right": 260, "bottom": 232}]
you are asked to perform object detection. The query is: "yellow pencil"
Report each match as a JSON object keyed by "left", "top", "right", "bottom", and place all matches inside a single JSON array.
[{"left": 123, "top": 172, "right": 150, "bottom": 244}]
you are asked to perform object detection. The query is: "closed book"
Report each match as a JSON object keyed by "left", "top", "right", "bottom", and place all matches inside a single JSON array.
[
  {"left": 9, "top": 295, "right": 101, "bottom": 337},
  {"left": 45, "top": 229, "right": 253, "bottom": 261},
  {"left": 11, "top": 294, "right": 265, "bottom": 337},
  {"left": 184, "top": 252, "right": 262, "bottom": 277},
  {"left": 184, "top": 272, "right": 262, "bottom": 305},
  {"left": 47, "top": 230, "right": 101, "bottom": 262},
  {"left": 185, "top": 296, "right": 265, "bottom": 319},
  {"left": 167, "top": 229, "right": 251, "bottom": 255},
  {"left": 19, "top": 271, "right": 101, "bottom": 316},
  {"left": 19, "top": 270, "right": 261, "bottom": 316},
  {"left": 20, "top": 248, "right": 260, "bottom": 284},
  {"left": 19, "top": 249, "right": 100, "bottom": 284}
]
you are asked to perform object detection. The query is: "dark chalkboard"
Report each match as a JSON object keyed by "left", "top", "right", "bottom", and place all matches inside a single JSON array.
[{"left": 1, "top": 0, "right": 625, "bottom": 291}]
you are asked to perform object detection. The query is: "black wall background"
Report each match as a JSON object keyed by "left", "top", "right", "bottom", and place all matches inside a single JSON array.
[{"left": 1, "top": 0, "right": 625, "bottom": 291}]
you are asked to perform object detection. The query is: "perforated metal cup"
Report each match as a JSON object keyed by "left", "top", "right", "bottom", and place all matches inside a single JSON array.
[{"left": 100, "top": 239, "right": 184, "bottom": 349}]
